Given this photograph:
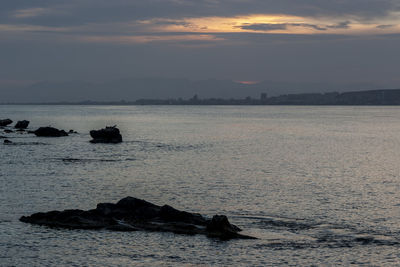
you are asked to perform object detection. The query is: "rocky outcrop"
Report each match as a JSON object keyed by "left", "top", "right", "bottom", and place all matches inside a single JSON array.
[
  {"left": 20, "top": 196, "right": 255, "bottom": 240},
  {"left": 34, "top": 127, "right": 68, "bottom": 137},
  {"left": 15, "top": 120, "right": 30, "bottom": 129},
  {"left": 0, "top": 119, "right": 13, "bottom": 127},
  {"left": 90, "top": 126, "right": 122, "bottom": 143},
  {"left": 3, "top": 139, "right": 12, "bottom": 144},
  {"left": 206, "top": 215, "right": 244, "bottom": 239}
]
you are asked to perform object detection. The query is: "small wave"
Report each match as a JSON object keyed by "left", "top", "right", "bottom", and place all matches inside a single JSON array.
[
  {"left": 61, "top": 158, "right": 118, "bottom": 162},
  {"left": 252, "top": 234, "right": 400, "bottom": 251},
  {"left": 3, "top": 142, "right": 49, "bottom": 146},
  {"left": 238, "top": 215, "right": 400, "bottom": 250},
  {"left": 50, "top": 157, "right": 136, "bottom": 163},
  {"left": 256, "top": 218, "right": 316, "bottom": 231},
  {"left": 316, "top": 233, "right": 400, "bottom": 248},
  {"left": 128, "top": 140, "right": 210, "bottom": 152},
  {"left": 252, "top": 241, "right": 318, "bottom": 250},
  {"left": 236, "top": 215, "right": 317, "bottom": 231}
]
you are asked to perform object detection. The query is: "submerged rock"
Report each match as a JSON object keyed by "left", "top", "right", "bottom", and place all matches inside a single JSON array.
[
  {"left": 4, "top": 139, "right": 12, "bottom": 144},
  {"left": 20, "top": 196, "right": 255, "bottom": 240},
  {"left": 68, "top": 129, "right": 78, "bottom": 134},
  {"left": 34, "top": 127, "right": 68, "bottom": 137},
  {"left": 0, "top": 119, "right": 13, "bottom": 127},
  {"left": 15, "top": 120, "right": 30, "bottom": 129},
  {"left": 90, "top": 126, "right": 122, "bottom": 143},
  {"left": 4, "top": 129, "right": 13, "bottom": 133}
]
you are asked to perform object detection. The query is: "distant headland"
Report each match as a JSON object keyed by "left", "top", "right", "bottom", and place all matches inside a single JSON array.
[{"left": 3, "top": 88, "right": 400, "bottom": 106}]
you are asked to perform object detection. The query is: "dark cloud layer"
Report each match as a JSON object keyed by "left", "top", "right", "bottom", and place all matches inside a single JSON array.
[
  {"left": 238, "top": 23, "right": 327, "bottom": 31},
  {"left": 1, "top": 0, "right": 399, "bottom": 27},
  {"left": 376, "top": 24, "right": 395, "bottom": 29},
  {"left": 327, "top": 21, "right": 351, "bottom": 29}
]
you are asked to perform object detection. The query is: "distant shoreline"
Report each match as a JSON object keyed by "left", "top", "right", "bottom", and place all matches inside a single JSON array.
[{"left": 2, "top": 88, "right": 400, "bottom": 106}]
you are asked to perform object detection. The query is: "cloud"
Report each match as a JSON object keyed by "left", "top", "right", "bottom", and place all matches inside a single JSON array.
[
  {"left": 13, "top": 7, "right": 50, "bottom": 18},
  {"left": 237, "top": 23, "right": 327, "bottom": 31},
  {"left": 237, "top": 23, "right": 288, "bottom": 31},
  {"left": 376, "top": 24, "right": 395, "bottom": 29},
  {"left": 1, "top": 0, "right": 399, "bottom": 28},
  {"left": 290, "top": 23, "right": 326, "bottom": 31},
  {"left": 0, "top": 1, "right": 397, "bottom": 46},
  {"left": 327, "top": 21, "right": 351, "bottom": 29},
  {"left": 79, "top": 34, "right": 225, "bottom": 45}
]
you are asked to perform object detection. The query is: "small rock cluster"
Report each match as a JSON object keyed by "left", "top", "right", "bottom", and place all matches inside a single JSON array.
[{"left": 1, "top": 117, "right": 123, "bottom": 144}]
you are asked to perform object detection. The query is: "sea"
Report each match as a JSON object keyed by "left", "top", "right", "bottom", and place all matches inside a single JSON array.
[{"left": 1, "top": 105, "right": 399, "bottom": 266}]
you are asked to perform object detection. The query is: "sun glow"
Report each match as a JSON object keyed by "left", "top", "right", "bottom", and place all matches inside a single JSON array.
[
  {"left": 140, "top": 13, "right": 400, "bottom": 35},
  {"left": 235, "top": 80, "right": 260, "bottom": 85},
  {"left": 142, "top": 14, "right": 308, "bottom": 33}
]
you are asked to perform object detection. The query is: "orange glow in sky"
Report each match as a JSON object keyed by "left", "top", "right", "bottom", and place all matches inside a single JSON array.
[
  {"left": 235, "top": 81, "right": 260, "bottom": 85},
  {"left": 140, "top": 13, "right": 400, "bottom": 35}
]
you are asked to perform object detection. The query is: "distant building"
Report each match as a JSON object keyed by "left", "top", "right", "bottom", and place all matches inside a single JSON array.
[{"left": 260, "top": 93, "right": 267, "bottom": 100}]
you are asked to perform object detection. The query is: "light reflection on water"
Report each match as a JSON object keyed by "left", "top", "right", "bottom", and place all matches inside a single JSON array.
[{"left": 1, "top": 105, "right": 400, "bottom": 266}]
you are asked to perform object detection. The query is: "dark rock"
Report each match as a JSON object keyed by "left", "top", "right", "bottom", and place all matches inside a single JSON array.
[
  {"left": 68, "top": 129, "right": 78, "bottom": 134},
  {"left": 116, "top": 196, "right": 158, "bottom": 210},
  {"left": 15, "top": 120, "right": 30, "bottom": 129},
  {"left": 4, "top": 139, "right": 12, "bottom": 144},
  {"left": 4, "top": 129, "right": 13, "bottom": 133},
  {"left": 34, "top": 127, "right": 68, "bottom": 137},
  {"left": 159, "top": 205, "right": 206, "bottom": 225},
  {"left": 20, "top": 209, "right": 115, "bottom": 230},
  {"left": 0, "top": 119, "right": 13, "bottom": 127},
  {"left": 90, "top": 126, "right": 122, "bottom": 143},
  {"left": 206, "top": 215, "right": 252, "bottom": 239},
  {"left": 19, "top": 196, "right": 255, "bottom": 240},
  {"left": 96, "top": 203, "right": 117, "bottom": 216},
  {"left": 114, "top": 196, "right": 160, "bottom": 219},
  {"left": 0, "top": 135, "right": 6, "bottom": 139}
]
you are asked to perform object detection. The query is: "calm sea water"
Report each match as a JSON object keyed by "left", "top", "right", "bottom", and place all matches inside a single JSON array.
[{"left": 1, "top": 105, "right": 399, "bottom": 266}]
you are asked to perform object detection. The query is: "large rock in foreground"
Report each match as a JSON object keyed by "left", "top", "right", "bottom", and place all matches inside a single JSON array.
[
  {"left": 34, "top": 127, "right": 68, "bottom": 137},
  {"left": 0, "top": 119, "right": 13, "bottom": 127},
  {"left": 90, "top": 126, "right": 122, "bottom": 143},
  {"left": 20, "top": 197, "right": 255, "bottom": 240}
]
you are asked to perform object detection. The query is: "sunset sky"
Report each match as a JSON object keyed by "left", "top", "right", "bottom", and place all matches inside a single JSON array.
[{"left": 1, "top": 0, "right": 400, "bottom": 94}]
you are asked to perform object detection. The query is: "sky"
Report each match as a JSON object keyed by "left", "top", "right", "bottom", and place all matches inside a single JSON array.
[{"left": 1, "top": 0, "right": 400, "bottom": 100}]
